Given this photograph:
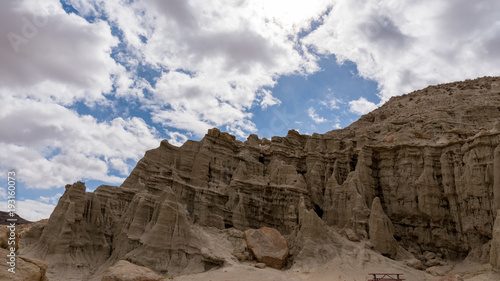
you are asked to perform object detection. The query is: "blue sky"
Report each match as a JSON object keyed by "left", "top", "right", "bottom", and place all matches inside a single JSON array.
[{"left": 1, "top": 0, "right": 499, "bottom": 221}]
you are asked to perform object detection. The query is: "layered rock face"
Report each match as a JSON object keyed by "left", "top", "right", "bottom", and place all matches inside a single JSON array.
[{"left": 21, "top": 77, "right": 500, "bottom": 279}]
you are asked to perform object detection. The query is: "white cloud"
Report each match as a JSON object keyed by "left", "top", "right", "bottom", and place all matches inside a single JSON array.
[
  {"left": 0, "top": 199, "right": 56, "bottom": 221},
  {"left": 63, "top": 0, "right": 330, "bottom": 138},
  {"left": 166, "top": 131, "right": 189, "bottom": 147},
  {"left": 16, "top": 200, "right": 56, "bottom": 221},
  {"left": 109, "top": 158, "right": 130, "bottom": 176},
  {"left": 260, "top": 89, "right": 281, "bottom": 109},
  {"left": 0, "top": 0, "right": 162, "bottom": 190},
  {"left": 0, "top": 96, "right": 160, "bottom": 189},
  {"left": 304, "top": 0, "right": 500, "bottom": 102},
  {"left": 308, "top": 107, "right": 326, "bottom": 123},
  {"left": 0, "top": 0, "right": 123, "bottom": 105},
  {"left": 0, "top": 189, "right": 6, "bottom": 201},
  {"left": 320, "top": 94, "right": 342, "bottom": 110},
  {"left": 332, "top": 116, "right": 341, "bottom": 129},
  {"left": 348, "top": 97, "right": 378, "bottom": 115},
  {"left": 39, "top": 193, "right": 63, "bottom": 205}
]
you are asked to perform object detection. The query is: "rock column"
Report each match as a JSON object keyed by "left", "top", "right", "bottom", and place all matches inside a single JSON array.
[
  {"left": 369, "top": 197, "right": 398, "bottom": 258},
  {"left": 494, "top": 145, "right": 500, "bottom": 213},
  {"left": 491, "top": 210, "right": 500, "bottom": 271}
]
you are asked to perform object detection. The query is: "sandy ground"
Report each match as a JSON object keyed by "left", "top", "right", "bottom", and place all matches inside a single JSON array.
[
  {"left": 170, "top": 256, "right": 500, "bottom": 281},
  {"left": 170, "top": 262, "right": 432, "bottom": 281},
  {"left": 166, "top": 227, "right": 500, "bottom": 281},
  {"left": 171, "top": 251, "right": 435, "bottom": 281},
  {"left": 447, "top": 262, "right": 500, "bottom": 281}
]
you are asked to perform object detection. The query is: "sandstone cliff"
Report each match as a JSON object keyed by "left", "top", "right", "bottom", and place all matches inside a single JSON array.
[{"left": 20, "top": 77, "right": 500, "bottom": 280}]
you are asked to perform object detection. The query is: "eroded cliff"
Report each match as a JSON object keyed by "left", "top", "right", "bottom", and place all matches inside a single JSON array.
[{"left": 20, "top": 77, "right": 500, "bottom": 279}]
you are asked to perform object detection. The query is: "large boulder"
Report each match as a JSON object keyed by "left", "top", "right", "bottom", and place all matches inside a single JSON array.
[
  {"left": 491, "top": 210, "right": 500, "bottom": 271},
  {"left": 101, "top": 260, "right": 164, "bottom": 281},
  {"left": 244, "top": 227, "right": 289, "bottom": 269},
  {"left": 0, "top": 248, "right": 49, "bottom": 281},
  {"left": 369, "top": 197, "right": 398, "bottom": 258},
  {"left": 1, "top": 228, "right": 19, "bottom": 251}
]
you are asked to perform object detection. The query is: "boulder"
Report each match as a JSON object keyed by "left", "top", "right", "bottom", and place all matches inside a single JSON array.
[
  {"left": 345, "top": 229, "right": 360, "bottom": 242},
  {"left": 101, "top": 260, "right": 164, "bottom": 281},
  {"left": 424, "top": 251, "right": 436, "bottom": 261},
  {"left": 1, "top": 228, "right": 19, "bottom": 251},
  {"left": 405, "top": 258, "right": 424, "bottom": 270},
  {"left": 425, "top": 258, "right": 444, "bottom": 267},
  {"left": 244, "top": 227, "right": 289, "bottom": 269},
  {"left": 254, "top": 263, "right": 266, "bottom": 269},
  {"left": 0, "top": 248, "right": 49, "bottom": 281}
]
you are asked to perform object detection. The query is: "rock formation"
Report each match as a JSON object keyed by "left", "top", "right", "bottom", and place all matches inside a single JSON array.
[
  {"left": 243, "top": 227, "right": 289, "bottom": 269},
  {"left": 101, "top": 260, "right": 164, "bottom": 281},
  {"left": 287, "top": 197, "right": 340, "bottom": 269},
  {"left": 0, "top": 248, "right": 49, "bottom": 281},
  {"left": 491, "top": 210, "right": 500, "bottom": 271},
  {"left": 369, "top": 197, "right": 398, "bottom": 258},
  {"left": 20, "top": 77, "right": 500, "bottom": 279}
]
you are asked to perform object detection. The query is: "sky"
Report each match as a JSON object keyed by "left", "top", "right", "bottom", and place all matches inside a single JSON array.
[{"left": 1, "top": 0, "right": 499, "bottom": 221}]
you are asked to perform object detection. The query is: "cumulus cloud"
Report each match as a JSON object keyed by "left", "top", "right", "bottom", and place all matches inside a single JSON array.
[
  {"left": 304, "top": 0, "right": 500, "bottom": 102},
  {"left": 0, "top": 0, "right": 124, "bottom": 105},
  {"left": 332, "top": 116, "right": 341, "bottom": 129},
  {"left": 348, "top": 97, "right": 378, "bottom": 115},
  {"left": 3, "top": 200, "right": 56, "bottom": 221},
  {"left": 260, "top": 89, "right": 282, "bottom": 109},
  {"left": 0, "top": 190, "right": 57, "bottom": 221},
  {"left": 39, "top": 193, "right": 63, "bottom": 205},
  {"left": 64, "top": 0, "right": 330, "bottom": 138},
  {"left": 320, "top": 93, "right": 342, "bottom": 109},
  {"left": 308, "top": 107, "right": 327, "bottom": 123},
  {"left": 0, "top": 96, "right": 160, "bottom": 189},
  {"left": 141, "top": 0, "right": 323, "bottom": 137},
  {"left": 0, "top": 0, "right": 161, "bottom": 190},
  {"left": 166, "top": 131, "right": 189, "bottom": 147}
]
